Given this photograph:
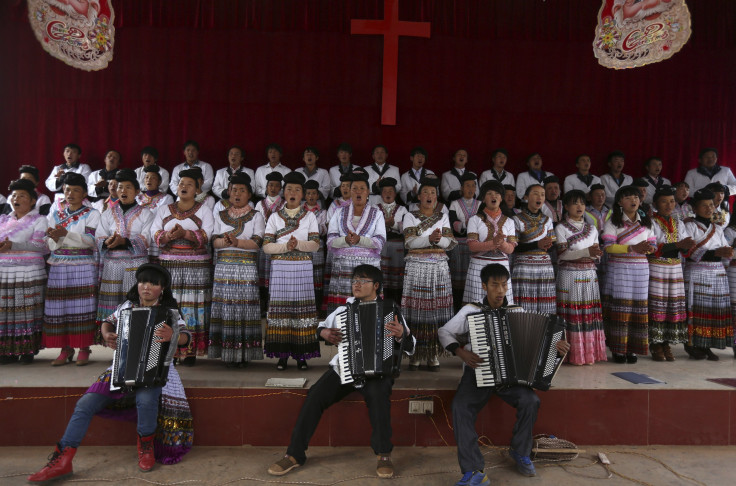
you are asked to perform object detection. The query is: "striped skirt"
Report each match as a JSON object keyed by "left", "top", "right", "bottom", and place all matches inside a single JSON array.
[
  {"left": 0, "top": 263, "right": 46, "bottom": 357},
  {"left": 684, "top": 261, "right": 732, "bottom": 349},
  {"left": 265, "top": 259, "right": 320, "bottom": 360},
  {"left": 43, "top": 263, "right": 98, "bottom": 349},
  {"left": 326, "top": 255, "right": 381, "bottom": 314},
  {"left": 257, "top": 248, "right": 272, "bottom": 287},
  {"left": 96, "top": 254, "right": 148, "bottom": 324},
  {"left": 556, "top": 262, "right": 607, "bottom": 365},
  {"left": 401, "top": 257, "right": 454, "bottom": 363},
  {"left": 312, "top": 240, "right": 326, "bottom": 315},
  {"left": 729, "top": 262, "right": 736, "bottom": 348},
  {"left": 381, "top": 239, "right": 406, "bottom": 290},
  {"left": 463, "top": 256, "right": 513, "bottom": 305},
  {"left": 208, "top": 252, "right": 262, "bottom": 363},
  {"left": 601, "top": 253, "right": 649, "bottom": 355},
  {"left": 159, "top": 255, "right": 212, "bottom": 357},
  {"left": 511, "top": 253, "right": 556, "bottom": 314},
  {"left": 648, "top": 260, "right": 688, "bottom": 344},
  {"left": 448, "top": 237, "right": 471, "bottom": 291}
]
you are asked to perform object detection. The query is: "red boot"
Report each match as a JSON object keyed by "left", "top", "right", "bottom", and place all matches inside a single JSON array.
[
  {"left": 28, "top": 443, "right": 77, "bottom": 482},
  {"left": 137, "top": 434, "right": 156, "bottom": 472}
]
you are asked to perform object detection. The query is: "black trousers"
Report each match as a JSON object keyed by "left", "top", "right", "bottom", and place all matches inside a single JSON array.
[
  {"left": 287, "top": 368, "right": 394, "bottom": 464},
  {"left": 452, "top": 366, "right": 540, "bottom": 472}
]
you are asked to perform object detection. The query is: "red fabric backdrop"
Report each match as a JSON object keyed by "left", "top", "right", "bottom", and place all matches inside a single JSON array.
[{"left": 1, "top": 0, "right": 735, "bottom": 194}]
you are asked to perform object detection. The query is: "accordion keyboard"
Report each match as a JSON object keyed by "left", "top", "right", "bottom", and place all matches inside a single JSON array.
[
  {"left": 335, "top": 311, "right": 354, "bottom": 385},
  {"left": 467, "top": 313, "right": 499, "bottom": 387}
]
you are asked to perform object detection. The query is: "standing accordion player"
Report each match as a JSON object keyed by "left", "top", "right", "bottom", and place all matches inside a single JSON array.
[
  {"left": 111, "top": 306, "right": 181, "bottom": 389},
  {"left": 336, "top": 297, "right": 408, "bottom": 388},
  {"left": 466, "top": 306, "right": 566, "bottom": 391}
]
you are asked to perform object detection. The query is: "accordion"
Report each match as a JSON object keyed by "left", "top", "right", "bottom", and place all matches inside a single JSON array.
[
  {"left": 466, "top": 307, "right": 566, "bottom": 391},
  {"left": 111, "top": 307, "right": 180, "bottom": 390},
  {"left": 336, "top": 298, "right": 404, "bottom": 388}
]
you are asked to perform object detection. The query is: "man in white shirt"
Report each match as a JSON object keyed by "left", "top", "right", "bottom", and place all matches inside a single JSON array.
[
  {"left": 254, "top": 143, "right": 292, "bottom": 198},
  {"left": 134, "top": 146, "right": 170, "bottom": 195},
  {"left": 329, "top": 143, "right": 357, "bottom": 198},
  {"left": 684, "top": 147, "right": 736, "bottom": 196},
  {"left": 642, "top": 157, "right": 671, "bottom": 205},
  {"left": 212, "top": 145, "right": 255, "bottom": 200},
  {"left": 45, "top": 143, "right": 92, "bottom": 203},
  {"left": 515, "top": 153, "right": 553, "bottom": 198},
  {"left": 295, "top": 147, "right": 331, "bottom": 202},
  {"left": 364, "top": 145, "right": 402, "bottom": 205},
  {"left": 399, "top": 147, "right": 435, "bottom": 205},
  {"left": 86, "top": 149, "right": 121, "bottom": 202},
  {"left": 441, "top": 148, "right": 478, "bottom": 203},
  {"left": 599, "top": 151, "right": 633, "bottom": 208},
  {"left": 478, "top": 148, "right": 515, "bottom": 189},
  {"left": 169, "top": 140, "right": 215, "bottom": 195},
  {"left": 563, "top": 154, "right": 601, "bottom": 194}
]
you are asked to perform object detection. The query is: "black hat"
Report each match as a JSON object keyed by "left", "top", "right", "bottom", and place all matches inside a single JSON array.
[
  {"left": 379, "top": 177, "right": 398, "bottom": 188},
  {"left": 705, "top": 182, "right": 725, "bottom": 193},
  {"left": 479, "top": 180, "right": 505, "bottom": 200},
  {"left": 350, "top": 169, "right": 370, "bottom": 183},
  {"left": 283, "top": 171, "right": 306, "bottom": 186},
  {"left": 229, "top": 172, "right": 252, "bottom": 187},
  {"left": 459, "top": 172, "right": 477, "bottom": 183},
  {"left": 632, "top": 178, "right": 649, "bottom": 188},
  {"left": 339, "top": 173, "right": 353, "bottom": 183},
  {"left": 303, "top": 180, "right": 320, "bottom": 191},
  {"left": 180, "top": 167, "right": 203, "bottom": 182},
  {"left": 265, "top": 172, "right": 284, "bottom": 183},
  {"left": 543, "top": 175, "right": 560, "bottom": 186},
  {"left": 692, "top": 188, "right": 716, "bottom": 203},
  {"left": 8, "top": 178, "right": 37, "bottom": 200},
  {"left": 135, "top": 263, "right": 171, "bottom": 289},
  {"left": 143, "top": 164, "right": 161, "bottom": 174},
  {"left": 18, "top": 165, "right": 40, "bottom": 181},
  {"left": 115, "top": 169, "right": 140, "bottom": 189},
  {"left": 652, "top": 185, "right": 677, "bottom": 203},
  {"left": 418, "top": 176, "right": 440, "bottom": 192},
  {"left": 102, "top": 168, "right": 119, "bottom": 181},
  {"left": 61, "top": 172, "right": 87, "bottom": 189}
]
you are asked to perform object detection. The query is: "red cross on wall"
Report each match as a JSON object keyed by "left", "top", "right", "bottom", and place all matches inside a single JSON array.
[{"left": 351, "top": 0, "right": 431, "bottom": 126}]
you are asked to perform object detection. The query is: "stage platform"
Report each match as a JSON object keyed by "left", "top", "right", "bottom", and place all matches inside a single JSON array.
[{"left": 2, "top": 342, "right": 736, "bottom": 448}]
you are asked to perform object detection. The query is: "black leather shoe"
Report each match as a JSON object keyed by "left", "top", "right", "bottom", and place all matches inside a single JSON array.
[{"left": 626, "top": 354, "right": 638, "bottom": 364}]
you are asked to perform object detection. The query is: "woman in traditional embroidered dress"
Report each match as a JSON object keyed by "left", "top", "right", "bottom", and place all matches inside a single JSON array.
[
  {"left": 208, "top": 173, "right": 265, "bottom": 366},
  {"left": 512, "top": 184, "right": 556, "bottom": 314},
  {"left": 255, "top": 171, "right": 285, "bottom": 315},
  {"left": 464, "top": 180, "right": 516, "bottom": 305},
  {"left": 95, "top": 169, "right": 153, "bottom": 327},
  {"left": 378, "top": 177, "right": 408, "bottom": 303},
  {"left": 136, "top": 165, "right": 173, "bottom": 213},
  {"left": 0, "top": 179, "right": 48, "bottom": 364},
  {"left": 647, "top": 186, "right": 694, "bottom": 361},
  {"left": 263, "top": 172, "right": 321, "bottom": 370},
  {"left": 601, "top": 186, "right": 657, "bottom": 363},
  {"left": 682, "top": 189, "right": 734, "bottom": 361},
  {"left": 303, "top": 180, "right": 328, "bottom": 316},
  {"left": 28, "top": 264, "right": 193, "bottom": 483},
  {"left": 705, "top": 182, "right": 730, "bottom": 228},
  {"left": 323, "top": 173, "right": 352, "bottom": 310},
  {"left": 326, "top": 172, "right": 386, "bottom": 314},
  {"left": 449, "top": 173, "right": 481, "bottom": 310},
  {"left": 43, "top": 173, "right": 100, "bottom": 366},
  {"left": 150, "top": 168, "right": 213, "bottom": 366},
  {"left": 136, "top": 165, "right": 173, "bottom": 261},
  {"left": 725, "top": 203, "right": 736, "bottom": 359},
  {"left": 555, "top": 190, "right": 607, "bottom": 365},
  {"left": 402, "top": 177, "right": 457, "bottom": 371}
]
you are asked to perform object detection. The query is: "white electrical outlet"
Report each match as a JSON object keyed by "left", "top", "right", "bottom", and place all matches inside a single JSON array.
[{"left": 408, "top": 399, "right": 434, "bottom": 415}]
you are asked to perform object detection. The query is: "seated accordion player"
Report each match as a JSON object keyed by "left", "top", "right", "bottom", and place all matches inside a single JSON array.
[
  {"left": 465, "top": 306, "right": 566, "bottom": 390},
  {"left": 111, "top": 306, "right": 181, "bottom": 390},
  {"left": 335, "top": 297, "right": 411, "bottom": 388}
]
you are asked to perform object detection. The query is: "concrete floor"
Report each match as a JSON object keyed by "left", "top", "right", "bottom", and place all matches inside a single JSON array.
[
  {"left": 3, "top": 341, "right": 736, "bottom": 391},
  {"left": 0, "top": 444, "right": 731, "bottom": 485}
]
